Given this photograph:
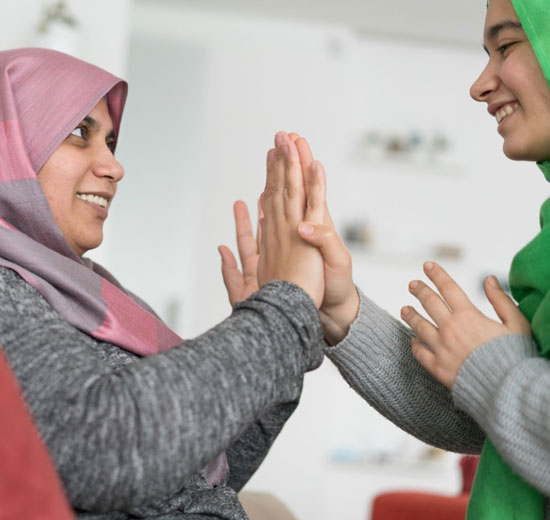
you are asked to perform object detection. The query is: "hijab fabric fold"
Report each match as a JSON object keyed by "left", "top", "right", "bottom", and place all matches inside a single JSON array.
[
  {"left": 0, "top": 48, "right": 227, "bottom": 487},
  {"left": 467, "top": 1, "right": 550, "bottom": 517}
]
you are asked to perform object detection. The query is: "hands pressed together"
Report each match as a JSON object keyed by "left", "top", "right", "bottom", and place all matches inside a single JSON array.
[{"left": 218, "top": 131, "right": 532, "bottom": 389}]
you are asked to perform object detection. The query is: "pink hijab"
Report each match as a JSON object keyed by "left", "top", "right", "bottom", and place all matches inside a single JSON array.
[
  {"left": 0, "top": 48, "right": 229, "bottom": 487},
  {"left": 0, "top": 48, "right": 183, "bottom": 356}
]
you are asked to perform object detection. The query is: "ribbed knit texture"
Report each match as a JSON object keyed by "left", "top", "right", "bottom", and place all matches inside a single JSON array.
[{"left": 326, "top": 289, "right": 550, "bottom": 519}]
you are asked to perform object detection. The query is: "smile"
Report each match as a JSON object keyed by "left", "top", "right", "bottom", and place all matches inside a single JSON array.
[
  {"left": 496, "top": 102, "right": 519, "bottom": 124},
  {"left": 76, "top": 193, "right": 109, "bottom": 208}
]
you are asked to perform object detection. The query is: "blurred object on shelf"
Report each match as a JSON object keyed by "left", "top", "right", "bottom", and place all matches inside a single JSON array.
[
  {"left": 34, "top": 1, "right": 81, "bottom": 55},
  {"left": 342, "top": 220, "right": 373, "bottom": 248},
  {"left": 328, "top": 443, "right": 449, "bottom": 471},
  {"left": 351, "top": 127, "right": 460, "bottom": 174},
  {"left": 433, "top": 243, "right": 463, "bottom": 261}
]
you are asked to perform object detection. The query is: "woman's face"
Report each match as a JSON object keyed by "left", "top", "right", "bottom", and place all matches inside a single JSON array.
[
  {"left": 38, "top": 98, "right": 124, "bottom": 256},
  {"left": 470, "top": 0, "right": 550, "bottom": 162}
]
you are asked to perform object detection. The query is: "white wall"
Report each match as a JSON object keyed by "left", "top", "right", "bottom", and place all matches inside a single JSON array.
[{"left": 107, "top": 4, "right": 549, "bottom": 520}]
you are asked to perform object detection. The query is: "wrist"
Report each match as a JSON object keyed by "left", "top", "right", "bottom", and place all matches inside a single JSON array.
[{"left": 320, "top": 286, "right": 360, "bottom": 345}]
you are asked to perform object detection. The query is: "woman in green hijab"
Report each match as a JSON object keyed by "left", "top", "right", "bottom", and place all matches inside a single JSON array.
[{"left": 222, "top": 0, "right": 550, "bottom": 517}]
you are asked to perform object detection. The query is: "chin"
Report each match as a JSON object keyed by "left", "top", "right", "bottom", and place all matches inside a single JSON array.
[
  {"left": 503, "top": 142, "right": 540, "bottom": 162},
  {"left": 502, "top": 134, "right": 550, "bottom": 162},
  {"left": 77, "top": 235, "right": 104, "bottom": 257}
]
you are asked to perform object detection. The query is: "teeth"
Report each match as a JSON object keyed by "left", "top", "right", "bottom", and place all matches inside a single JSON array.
[
  {"left": 496, "top": 103, "right": 519, "bottom": 124},
  {"left": 77, "top": 193, "right": 108, "bottom": 208}
]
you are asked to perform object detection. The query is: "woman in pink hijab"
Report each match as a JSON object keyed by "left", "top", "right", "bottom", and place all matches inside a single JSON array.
[{"left": 0, "top": 48, "right": 325, "bottom": 518}]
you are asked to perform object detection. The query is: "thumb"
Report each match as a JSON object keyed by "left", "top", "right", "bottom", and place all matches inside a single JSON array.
[
  {"left": 484, "top": 276, "right": 530, "bottom": 333},
  {"left": 297, "top": 221, "right": 350, "bottom": 272}
]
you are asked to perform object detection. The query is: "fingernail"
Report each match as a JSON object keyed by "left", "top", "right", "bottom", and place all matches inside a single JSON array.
[
  {"left": 488, "top": 275, "right": 500, "bottom": 288},
  {"left": 424, "top": 262, "right": 434, "bottom": 271},
  {"left": 299, "top": 223, "right": 314, "bottom": 235},
  {"left": 275, "top": 133, "right": 284, "bottom": 146},
  {"left": 409, "top": 281, "right": 419, "bottom": 291},
  {"left": 401, "top": 306, "right": 410, "bottom": 317},
  {"left": 281, "top": 144, "right": 289, "bottom": 154},
  {"left": 311, "top": 162, "right": 318, "bottom": 173}
]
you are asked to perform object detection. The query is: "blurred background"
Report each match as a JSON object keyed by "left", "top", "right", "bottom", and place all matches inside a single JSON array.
[{"left": 2, "top": 1, "right": 548, "bottom": 518}]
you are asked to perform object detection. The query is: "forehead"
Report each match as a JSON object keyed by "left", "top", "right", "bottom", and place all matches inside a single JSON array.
[
  {"left": 87, "top": 98, "right": 113, "bottom": 127},
  {"left": 485, "top": 0, "right": 520, "bottom": 33}
]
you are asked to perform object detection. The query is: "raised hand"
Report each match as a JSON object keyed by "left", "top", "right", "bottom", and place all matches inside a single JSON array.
[
  {"left": 401, "top": 261, "right": 532, "bottom": 389},
  {"left": 257, "top": 132, "right": 325, "bottom": 308},
  {"left": 219, "top": 200, "right": 261, "bottom": 306},
  {"left": 289, "top": 134, "right": 360, "bottom": 344}
]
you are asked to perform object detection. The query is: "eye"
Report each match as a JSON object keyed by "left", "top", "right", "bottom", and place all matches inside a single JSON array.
[
  {"left": 497, "top": 42, "right": 517, "bottom": 56},
  {"left": 106, "top": 139, "right": 116, "bottom": 153},
  {"left": 70, "top": 126, "right": 87, "bottom": 139}
]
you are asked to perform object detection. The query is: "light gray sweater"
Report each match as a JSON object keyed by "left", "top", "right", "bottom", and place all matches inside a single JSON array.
[
  {"left": 0, "top": 267, "right": 324, "bottom": 519},
  {"left": 326, "top": 289, "right": 550, "bottom": 516}
]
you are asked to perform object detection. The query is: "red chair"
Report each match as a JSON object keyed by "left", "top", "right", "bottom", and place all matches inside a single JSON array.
[
  {"left": 370, "top": 456, "right": 479, "bottom": 520},
  {"left": 0, "top": 348, "right": 74, "bottom": 520}
]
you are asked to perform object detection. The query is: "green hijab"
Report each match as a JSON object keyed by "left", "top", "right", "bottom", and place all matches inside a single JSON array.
[{"left": 467, "top": 1, "right": 550, "bottom": 518}]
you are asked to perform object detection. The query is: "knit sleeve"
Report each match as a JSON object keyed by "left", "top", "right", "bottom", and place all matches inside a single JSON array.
[
  {"left": 325, "top": 288, "right": 485, "bottom": 453},
  {"left": 0, "top": 268, "right": 323, "bottom": 512},
  {"left": 453, "top": 333, "right": 550, "bottom": 495}
]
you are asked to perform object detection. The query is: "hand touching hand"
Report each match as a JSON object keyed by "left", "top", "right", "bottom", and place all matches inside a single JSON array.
[
  {"left": 288, "top": 134, "right": 359, "bottom": 344},
  {"left": 401, "top": 261, "right": 531, "bottom": 389},
  {"left": 257, "top": 132, "right": 325, "bottom": 308},
  {"left": 219, "top": 201, "right": 261, "bottom": 306}
]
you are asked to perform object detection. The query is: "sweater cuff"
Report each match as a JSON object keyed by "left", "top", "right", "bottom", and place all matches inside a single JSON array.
[
  {"left": 324, "top": 287, "right": 408, "bottom": 359},
  {"left": 452, "top": 334, "right": 538, "bottom": 428}
]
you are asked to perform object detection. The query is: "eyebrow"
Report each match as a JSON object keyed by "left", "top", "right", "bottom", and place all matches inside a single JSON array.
[
  {"left": 82, "top": 115, "right": 115, "bottom": 140},
  {"left": 483, "top": 20, "right": 524, "bottom": 53}
]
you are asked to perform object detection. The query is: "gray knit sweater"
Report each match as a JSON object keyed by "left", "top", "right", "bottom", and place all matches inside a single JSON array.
[
  {"left": 0, "top": 267, "right": 324, "bottom": 519},
  {"left": 326, "top": 289, "right": 550, "bottom": 517}
]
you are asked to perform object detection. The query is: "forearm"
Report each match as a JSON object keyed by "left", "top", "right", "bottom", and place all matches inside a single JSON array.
[
  {"left": 326, "top": 288, "right": 485, "bottom": 454},
  {"left": 453, "top": 334, "right": 550, "bottom": 495},
  {"left": 2, "top": 275, "right": 322, "bottom": 512}
]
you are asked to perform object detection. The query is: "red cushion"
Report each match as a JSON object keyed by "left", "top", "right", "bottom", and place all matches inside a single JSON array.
[
  {"left": 0, "top": 349, "right": 73, "bottom": 520},
  {"left": 371, "top": 491, "right": 470, "bottom": 520}
]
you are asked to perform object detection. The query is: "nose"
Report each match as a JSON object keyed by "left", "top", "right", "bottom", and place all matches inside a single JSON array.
[
  {"left": 92, "top": 143, "right": 125, "bottom": 183},
  {"left": 470, "top": 60, "right": 499, "bottom": 102}
]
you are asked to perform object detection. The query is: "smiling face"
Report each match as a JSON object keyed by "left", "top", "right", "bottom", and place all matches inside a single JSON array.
[
  {"left": 37, "top": 98, "right": 124, "bottom": 256},
  {"left": 470, "top": 0, "right": 550, "bottom": 162}
]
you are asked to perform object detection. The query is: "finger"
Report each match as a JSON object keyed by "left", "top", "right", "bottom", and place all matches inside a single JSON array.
[
  {"left": 423, "top": 262, "right": 471, "bottom": 311},
  {"left": 234, "top": 201, "right": 256, "bottom": 257},
  {"left": 400, "top": 305, "right": 439, "bottom": 346},
  {"left": 411, "top": 336, "right": 438, "bottom": 376},
  {"left": 263, "top": 147, "right": 284, "bottom": 219},
  {"left": 297, "top": 221, "right": 350, "bottom": 273},
  {"left": 408, "top": 280, "right": 452, "bottom": 326},
  {"left": 234, "top": 201, "right": 258, "bottom": 280},
  {"left": 256, "top": 196, "right": 263, "bottom": 253},
  {"left": 218, "top": 245, "right": 243, "bottom": 305},
  {"left": 274, "top": 131, "right": 288, "bottom": 147},
  {"left": 484, "top": 276, "right": 531, "bottom": 333},
  {"left": 295, "top": 136, "right": 319, "bottom": 221},
  {"left": 295, "top": 137, "right": 314, "bottom": 170},
  {"left": 288, "top": 132, "right": 300, "bottom": 143},
  {"left": 282, "top": 138, "right": 306, "bottom": 221},
  {"left": 304, "top": 160, "right": 326, "bottom": 225}
]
